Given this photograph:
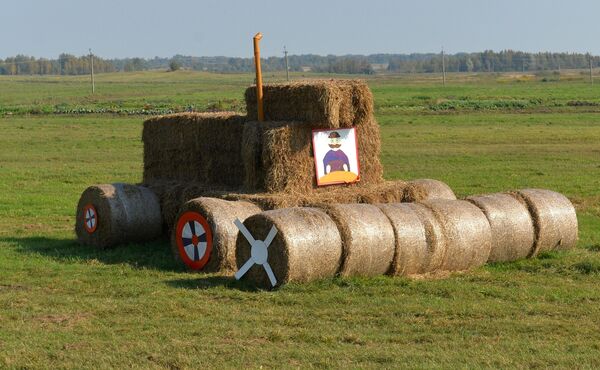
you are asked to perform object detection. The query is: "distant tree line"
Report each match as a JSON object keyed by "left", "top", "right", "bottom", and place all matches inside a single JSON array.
[
  {"left": 0, "top": 54, "right": 116, "bottom": 75},
  {"left": 1, "top": 50, "right": 598, "bottom": 75},
  {"left": 386, "top": 50, "right": 600, "bottom": 73}
]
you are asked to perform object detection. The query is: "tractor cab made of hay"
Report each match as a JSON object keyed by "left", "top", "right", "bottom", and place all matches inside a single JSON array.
[{"left": 75, "top": 35, "right": 578, "bottom": 288}]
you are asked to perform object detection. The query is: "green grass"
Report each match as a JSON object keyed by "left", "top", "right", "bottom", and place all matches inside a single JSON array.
[{"left": 1, "top": 71, "right": 600, "bottom": 368}]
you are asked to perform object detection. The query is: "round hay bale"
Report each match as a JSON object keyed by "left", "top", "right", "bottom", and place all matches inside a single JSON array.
[
  {"left": 377, "top": 203, "right": 428, "bottom": 276},
  {"left": 323, "top": 204, "right": 395, "bottom": 277},
  {"left": 236, "top": 208, "right": 342, "bottom": 289},
  {"left": 511, "top": 189, "right": 578, "bottom": 256},
  {"left": 403, "top": 179, "right": 457, "bottom": 202},
  {"left": 466, "top": 193, "right": 535, "bottom": 262},
  {"left": 403, "top": 203, "right": 447, "bottom": 273},
  {"left": 75, "top": 183, "right": 162, "bottom": 248},
  {"left": 422, "top": 199, "right": 492, "bottom": 271},
  {"left": 172, "top": 197, "right": 261, "bottom": 272}
]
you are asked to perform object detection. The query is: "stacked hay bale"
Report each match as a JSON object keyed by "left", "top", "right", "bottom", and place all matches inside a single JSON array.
[
  {"left": 75, "top": 183, "right": 162, "bottom": 248},
  {"left": 142, "top": 112, "right": 246, "bottom": 187},
  {"left": 245, "top": 80, "right": 374, "bottom": 128},
  {"left": 242, "top": 80, "right": 384, "bottom": 193}
]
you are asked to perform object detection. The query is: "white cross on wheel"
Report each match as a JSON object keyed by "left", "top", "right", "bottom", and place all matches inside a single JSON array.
[
  {"left": 86, "top": 208, "right": 96, "bottom": 230},
  {"left": 234, "top": 219, "right": 278, "bottom": 287}
]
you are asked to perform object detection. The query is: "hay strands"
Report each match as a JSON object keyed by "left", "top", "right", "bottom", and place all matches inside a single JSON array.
[{"left": 234, "top": 219, "right": 279, "bottom": 287}]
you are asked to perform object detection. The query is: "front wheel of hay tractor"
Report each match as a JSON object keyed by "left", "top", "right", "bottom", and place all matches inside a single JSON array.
[
  {"left": 171, "top": 197, "right": 262, "bottom": 273},
  {"left": 173, "top": 211, "right": 214, "bottom": 271}
]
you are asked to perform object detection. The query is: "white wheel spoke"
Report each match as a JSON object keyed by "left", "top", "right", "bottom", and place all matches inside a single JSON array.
[
  {"left": 263, "top": 263, "right": 277, "bottom": 287},
  {"left": 194, "top": 221, "right": 204, "bottom": 237},
  {"left": 264, "top": 226, "right": 278, "bottom": 248},
  {"left": 182, "top": 223, "right": 192, "bottom": 239},
  {"left": 235, "top": 259, "right": 254, "bottom": 280},
  {"left": 234, "top": 219, "right": 256, "bottom": 245}
]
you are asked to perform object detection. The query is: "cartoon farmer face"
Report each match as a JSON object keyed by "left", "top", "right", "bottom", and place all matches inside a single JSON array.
[
  {"left": 323, "top": 131, "right": 350, "bottom": 174},
  {"left": 328, "top": 131, "right": 342, "bottom": 149}
]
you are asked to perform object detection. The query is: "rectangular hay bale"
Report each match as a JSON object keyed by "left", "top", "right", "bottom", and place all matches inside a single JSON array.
[
  {"left": 245, "top": 80, "right": 374, "bottom": 128},
  {"left": 142, "top": 112, "right": 247, "bottom": 187}
]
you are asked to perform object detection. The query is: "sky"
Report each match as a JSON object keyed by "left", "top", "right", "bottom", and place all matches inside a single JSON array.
[{"left": 1, "top": 0, "right": 598, "bottom": 59}]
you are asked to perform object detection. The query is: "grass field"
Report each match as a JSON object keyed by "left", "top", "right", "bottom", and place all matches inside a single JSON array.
[{"left": 1, "top": 71, "right": 600, "bottom": 368}]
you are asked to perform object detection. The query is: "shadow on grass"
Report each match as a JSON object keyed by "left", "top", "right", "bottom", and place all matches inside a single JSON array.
[
  {"left": 165, "top": 275, "right": 261, "bottom": 292},
  {"left": 1, "top": 235, "right": 184, "bottom": 272}
]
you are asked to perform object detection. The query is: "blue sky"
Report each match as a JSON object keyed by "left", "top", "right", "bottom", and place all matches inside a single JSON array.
[{"left": 1, "top": 0, "right": 597, "bottom": 58}]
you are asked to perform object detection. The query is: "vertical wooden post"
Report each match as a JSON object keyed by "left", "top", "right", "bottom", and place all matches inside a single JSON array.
[
  {"left": 253, "top": 33, "right": 264, "bottom": 121},
  {"left": 590, "top": 55, "right": 594, "bottom": 85},
  {"left": 284, "top": 46, "right": 289, "bottom": 81},
  {"left": 89, "top": 48, "right": 95, "bottom": 94},
  {"left": 441, "top": 47, "right": 446, "bottom": 87}
]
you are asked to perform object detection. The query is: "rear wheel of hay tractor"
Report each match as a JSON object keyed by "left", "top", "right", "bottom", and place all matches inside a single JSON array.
[{"left": 174, "top": 211, "right": 213, "bottom": 271}]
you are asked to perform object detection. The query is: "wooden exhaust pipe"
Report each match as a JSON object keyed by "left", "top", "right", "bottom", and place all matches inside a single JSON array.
[{"left": 253, "top": 33, "right": 264, "bottom": 121}]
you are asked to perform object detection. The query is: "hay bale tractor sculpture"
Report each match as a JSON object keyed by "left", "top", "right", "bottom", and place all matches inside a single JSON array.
[{"left": 75, "top": 34, "right": 578, "bottom": 288}]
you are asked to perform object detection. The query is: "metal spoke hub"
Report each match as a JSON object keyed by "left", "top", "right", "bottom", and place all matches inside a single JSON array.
[{"left": 250, "top": 240, "right": 268, "bottom": 265}]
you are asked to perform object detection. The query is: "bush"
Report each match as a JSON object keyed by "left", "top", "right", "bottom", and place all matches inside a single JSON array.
[{"left": 169, "top": 60, "right": 181, "bottom": 72}]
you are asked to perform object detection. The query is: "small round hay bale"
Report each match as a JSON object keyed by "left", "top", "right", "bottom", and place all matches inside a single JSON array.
[
  {"left": 377, "top": 203, "right": 428, "bottom": 276},
  {"left": 466, "top": 193, "right": 535, "bottom": 262},
  {"left": 403, "top": 203, "right": 447, "bottom": 273},
  {"left": 75, "top": 183, "right": 162, "bottom": 248},
  {"left": 403, "top": 179, "right": 457, "bottom": 202},
  {"left": 422, "top": 199, "right": 492, "bottom": 271},
  {"left": 511, "top": 189, "right": 578, "bottom": 256},
  {"left": 324, "top": 204, "right": 395, "bottom": 277},
  {"left": 236, "top": 208, "right": 342, "bottom": 288},
  {"left": 172, "top": 197, "right": 261, "bottom": 272}
]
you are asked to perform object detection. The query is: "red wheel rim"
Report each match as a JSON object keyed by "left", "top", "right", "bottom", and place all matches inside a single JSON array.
[
  {"left": 83, "top": 204, "right": 98, "bottom": 234},
  {"left": 175, "top": 211, "right": 213, "bottom": 270}
]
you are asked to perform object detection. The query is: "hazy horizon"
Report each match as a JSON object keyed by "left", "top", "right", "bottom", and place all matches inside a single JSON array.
[{"left": 2, "top": 0, "right": 598, "bottom": 59}]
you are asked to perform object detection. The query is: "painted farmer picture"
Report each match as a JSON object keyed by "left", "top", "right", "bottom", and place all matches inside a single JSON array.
[
  {"left": 324, "top": 131, "right": 350, "bottom": 174},
  {"left": 312, "top": 127, "right": 360, "bottom": 186}
]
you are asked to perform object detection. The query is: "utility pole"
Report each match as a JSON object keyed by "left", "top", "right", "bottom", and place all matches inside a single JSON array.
[
  {"left": 589, "top": 54, "right": 594, "bottom": 85},
  {"left": 441, "top": 47, "right": 446, "bottom": 87},
  {"left": 557, "top": 60, "right": 561, "bottom": 80},
  {"left": 89, "top": 48, "right": 95, "bottom": 94},
  {"left": 284, "top": 46, "right": 289, "bottom": 81}
]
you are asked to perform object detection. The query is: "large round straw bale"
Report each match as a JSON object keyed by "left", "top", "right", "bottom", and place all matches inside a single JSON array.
[
  {"left": 403, "top": 203, "right": 447, "bottom": 273},
  {"left": 377, "top": 203, "right": 428, "bottom": 276},
  {"left": 172, "top": 197, "right": 261, "bottom": 272},
  {"left": 75, "top": 183, "right": 162, "bottom": 248},
  {"left": 422, "top": 199, "right": 492, "bottom": 271},
  {"left": 404, "top": 179, "right": 457, "bottom": 202},
  {"left": 510, "top": 189, "right": 578, "bottom": 256},
  {"left": 466, "top": 193, "right": 535, "bottom": 262},
  {"left": 236, "top": 208, "right": 342, "bottom": 288},
  {"left": 323, "top": 204, "right": 395, "bottom": 277}
]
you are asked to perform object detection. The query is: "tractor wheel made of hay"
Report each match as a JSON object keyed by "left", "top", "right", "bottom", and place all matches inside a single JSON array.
[
  {"left": 174, "top": 211, "right": 213, "bottom": 271},
  {"left": 83, "top": 204, "right": 98, "bottom": 234}
]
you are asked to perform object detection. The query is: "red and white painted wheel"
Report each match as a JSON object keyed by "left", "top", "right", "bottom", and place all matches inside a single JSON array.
[
  {"left": 83, "top": 204, "right": 98, "bottom": 234},
  {"left": 175, "top": 211, "right": 213, "bottom": 270}
]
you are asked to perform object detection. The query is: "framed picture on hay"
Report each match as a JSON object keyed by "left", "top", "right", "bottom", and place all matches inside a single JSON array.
[{"left": 312, "top": 127, "right": 360, "bottom": 186}]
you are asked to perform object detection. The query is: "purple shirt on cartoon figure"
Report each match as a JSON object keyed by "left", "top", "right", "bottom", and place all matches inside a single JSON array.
[{"left": 323, "top": 149, "right": 350, "bottom": 173}]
